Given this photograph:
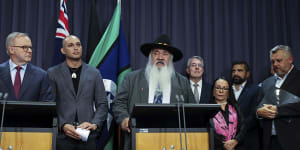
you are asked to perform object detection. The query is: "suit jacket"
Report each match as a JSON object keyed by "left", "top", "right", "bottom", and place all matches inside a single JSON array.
[
  {"left": 231, "top": 82, "right": 261, "bottom": 150},
  {"left": 47, "top": 62, "right": 108, "bottom": 130},
  {"left": 258, "top": 67, "right": 300, "bottom": 150},
  {"left": 112, "top": 69, "right": 195, "bottom": 150},
  {"left": 0, "top": 60, "right": 53, "bottom": 101},
  {"left": 189, "top": 80, "right": 212, "bottom": 104}
]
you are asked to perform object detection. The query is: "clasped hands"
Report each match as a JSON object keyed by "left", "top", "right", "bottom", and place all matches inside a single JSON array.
[
  {"left": 257, "top": 104, "right": 278, "bottom": 119},
  {"left": 63, "top": 122, "right": 97, "bottom": 140},
  {"left": 223, "top": 139, "right": 238, "bottom": 150}
]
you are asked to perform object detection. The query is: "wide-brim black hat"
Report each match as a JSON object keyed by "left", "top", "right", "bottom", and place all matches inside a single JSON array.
[{"left": 140, "top": 34, "right": 183, "bottom": 62}]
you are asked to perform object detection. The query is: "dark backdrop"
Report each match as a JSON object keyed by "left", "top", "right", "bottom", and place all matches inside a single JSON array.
[{"left": 1, "top": 0, "right": 300, "bottom": 84}]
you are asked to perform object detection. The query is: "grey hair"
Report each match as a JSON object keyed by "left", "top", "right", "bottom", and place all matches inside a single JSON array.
[
  {"left": 187, "top": 56, "right": 204, "bottom": 68},
  {"left": 269, "top": 45, "right": 292, "bottom": 59},
  {"left": 6, "top": 32, "right": 29, "bottom": 55}
]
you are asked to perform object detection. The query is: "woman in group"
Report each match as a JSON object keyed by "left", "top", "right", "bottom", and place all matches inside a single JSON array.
[{"left": 210, "top": 77, "right": 246, "bottom": 150}]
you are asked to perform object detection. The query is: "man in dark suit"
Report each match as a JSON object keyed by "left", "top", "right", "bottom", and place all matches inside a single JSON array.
[
  {"left": 112, "top": 34, "right": 195, "bottom": 150},
  {"left": 0, "top": 32, "right": 52, "bottom": 101},
  {"left": 257, "top": 45, "right": 300, "bottom": 150},
  {"left": 230, "top": 61, "right": 260, "bottom": 150},
  {"left": 47, "top": 35, "right": 108, "bottom": 150},
  {"left": 186, "top": 56, "right": 212, "bottom": 103}
]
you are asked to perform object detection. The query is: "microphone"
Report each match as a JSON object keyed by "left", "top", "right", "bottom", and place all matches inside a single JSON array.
[
  {"left": 175, "top": 95, "right": 183, "bottom": 150},
  {"left": 180, "top": 95, "right": 188, "bottom": 150},
  {"left": 0, "top": 92, "right": 8, "bottom": 150}
]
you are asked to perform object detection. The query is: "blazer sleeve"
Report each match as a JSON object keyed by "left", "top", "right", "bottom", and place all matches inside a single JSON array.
[
  {"left": 234, "top": 104, "right": 247, "bottom": 144},
  {"left": 92, "top": 72, "right": 108, "bottom": 129},
  {"left": 112, "top": 73, "right": 131, "bottom": 125},
  {"left": 39, "top": 73, "right": 54, "bottom": 102},
  {"left": 277, "top": 102, "right": 300, "bottom": 117}
]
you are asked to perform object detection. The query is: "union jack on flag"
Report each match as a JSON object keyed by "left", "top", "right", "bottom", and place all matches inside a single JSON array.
[{"left": 52, "top": 0, "right": 70, "bottom": 66}]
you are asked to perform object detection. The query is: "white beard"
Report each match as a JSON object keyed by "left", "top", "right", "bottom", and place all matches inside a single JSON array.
[{"left": 145, "top": 56, "right": 175, "bottom": 97}]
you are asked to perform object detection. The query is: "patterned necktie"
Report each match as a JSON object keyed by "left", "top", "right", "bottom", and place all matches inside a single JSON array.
[
  {"left": 14, "top": 66, "right": 22, "bottom": 99},
  {"left": 193, "top": 84, "right": 200, "bottom": 103},
  {"left": 154, "top": 86, "right": 163, "bottom": 104}
]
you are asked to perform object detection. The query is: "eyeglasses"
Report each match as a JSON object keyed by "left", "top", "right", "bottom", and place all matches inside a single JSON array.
[
  {"left": 191, "top": 64, "right": 203, "bottom": 68},
  {"left": 215, "top": 87, "right": 230, "bottom": 91},
  {"left": 11, "top": 46, "right": 32, "bottom": 52}
]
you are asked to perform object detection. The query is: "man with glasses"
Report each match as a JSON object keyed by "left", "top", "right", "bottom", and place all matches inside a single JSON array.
[
  {"left": 186, "top": 56, "right": 211, "bottom": 104},
  {"left": 0, "top": 32, "right": 53, "bottom": 101}
]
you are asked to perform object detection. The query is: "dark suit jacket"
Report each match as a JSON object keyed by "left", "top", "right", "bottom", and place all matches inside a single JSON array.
[
  {"left": 47, "top": 62, "right": 108, "bottom": 130},
  {"left": 189, "top": 80, "right": 212, "bottom": 104},
  {"left": 231, "top": 82, "right": 260, "bottom": 150},
  {"left": 258, "top": 67, "right": 300, "bottom": 150},
  {"left": 112, "top": 69, "right": 195, "bottom": 150},
  {"left": 0, "top": 60, "right": 53, "bottom": 101}
]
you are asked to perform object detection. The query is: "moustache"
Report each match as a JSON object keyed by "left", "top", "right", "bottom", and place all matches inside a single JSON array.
[
  {"left": 233, "top": 75, "right": 241, "bottom": 79},
  {"left": 155, "top": 60, "right": 165, "bottom": 65}
]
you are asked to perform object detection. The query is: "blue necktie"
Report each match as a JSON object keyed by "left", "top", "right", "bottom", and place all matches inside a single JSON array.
[{"left": 154, "top": 88, "right": 163, "bottom": 104}]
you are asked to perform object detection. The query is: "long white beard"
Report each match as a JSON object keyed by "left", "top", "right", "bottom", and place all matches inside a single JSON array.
[{"left": 145, "top": 57, "right": 175, "bottom": 96}]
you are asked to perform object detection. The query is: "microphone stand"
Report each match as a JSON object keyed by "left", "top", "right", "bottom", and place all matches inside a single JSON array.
[
  {"left": 180, "top": 95, "right": 188, "bottom": 150},
  {"left": 176, "top": 95, "right": 183, "bottom": 150},
  {"left": 0, "top": 93, "right": 8, "bottom": 150}
]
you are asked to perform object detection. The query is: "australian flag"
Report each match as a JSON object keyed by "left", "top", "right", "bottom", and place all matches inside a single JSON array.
[{"left": 52, "top": 0, "right": 70, "bottom": 66}]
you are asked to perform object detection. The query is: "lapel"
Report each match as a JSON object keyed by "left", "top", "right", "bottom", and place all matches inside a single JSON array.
[
  {"left": 236, "top": 82, "right": 250, "bottom": 105},
  {"left": 77, "top": 63, "right": 87, "bottom": 97},
  {"left": 0, "top": 61, "right": 16, "bottom": 99},
  {"left": 61, "top": 62, "right": 76, "bottom": 97},
  {"left": 170, "top": 73, "right": 180, "bottom": 103},
  {"left": 18, "top": 64, "right": 34, "bottom": 99},
  {"left": 281, "top": 67, "right": 296, "bottom": 90},
  {"left": 137, "top": 70, "right": 149, "bottom": 103}
]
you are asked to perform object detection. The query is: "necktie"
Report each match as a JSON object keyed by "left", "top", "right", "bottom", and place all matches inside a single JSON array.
[
  {"left": 154, "top": 87, "right": 163, "bottom": 104},
  {"left": 14, "top": 66, "right": 22, "bottom": 99},
  {"left": 193, "top": 84, "right": 200, "bottom": 103}
]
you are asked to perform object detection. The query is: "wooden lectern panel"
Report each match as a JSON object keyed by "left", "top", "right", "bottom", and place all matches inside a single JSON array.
[
  {"left": 136, "top": 132, "right": 209, "bottom": 150},
  {"left": 0, "top": 132, "right": 52, "bottom": 150}
]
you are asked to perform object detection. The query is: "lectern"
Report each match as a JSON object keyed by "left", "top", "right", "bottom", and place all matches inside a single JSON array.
[
  {"left": 131, "top": 104, "right": 220, "bottom": 150},
  {"left": 0, "top": 101, "right": 57, "bottom": 150}
]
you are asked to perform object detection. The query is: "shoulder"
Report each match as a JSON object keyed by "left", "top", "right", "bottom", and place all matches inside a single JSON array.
[
  {"left": 83, "top": 63, "right": 101, "bottom": 74},
  {"left": 174, "top": 72, "right": 188, "bottom": 81},
  {"left": 0, "top": 61, "right": 9, "bottom": 69},
  {"left": 27, "top": 64, "right": 47, "bottom": 75},
  {"left": 125, "top": 69, "right": 144, "bottom": 78},
  {"left": 47, "top": 63, "right": 63, "bottom": 73}
]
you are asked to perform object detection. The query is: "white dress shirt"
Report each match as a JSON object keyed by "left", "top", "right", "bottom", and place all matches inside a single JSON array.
[
  {"left": 9, "top": 59, "right": 27, "bottom": 85},
  {"left": 190, "top": 79, "right": 202, "bottom": 102},
  {"left": 232, "top": 81, "right": 247, "bottom": 101}
]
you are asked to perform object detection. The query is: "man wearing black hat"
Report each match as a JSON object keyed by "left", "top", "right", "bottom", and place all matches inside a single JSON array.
[{"left": 112, "top": 34, "right": 195, "bottom": 150}]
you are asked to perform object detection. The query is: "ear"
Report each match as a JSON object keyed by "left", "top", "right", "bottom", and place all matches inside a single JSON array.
[
  {"left": 289, "top": 56, "right": 294, "bottom": 64},
  {"left": 60, "top": 48, "right": 66, "bottom": 55},
  {"left": 186, "top": 68, "right": 190, "bottom": 74},
  {"left": 246, "top": 71, "right": 250, "bottom": 78},
  {"left": 8, "top": 46, "right": 14, "bottom": 55}
]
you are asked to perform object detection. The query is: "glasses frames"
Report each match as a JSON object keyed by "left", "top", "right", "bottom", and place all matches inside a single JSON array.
[{"left": 11, "top": 46, "right": 32, "bottom": 52}]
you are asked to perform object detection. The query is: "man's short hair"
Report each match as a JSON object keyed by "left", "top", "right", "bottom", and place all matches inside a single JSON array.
[
  {"left": 269, "top": 45, "right": 293, "bottom": 59},
  {"left": 187, "top": 56, "right": 204, "bottom": 68},
  {"left": 6, "top": 32, "right": 29, "bottom": 54},
  {"left": 232, "top": 61, "right": 250, "bottom": 72}
]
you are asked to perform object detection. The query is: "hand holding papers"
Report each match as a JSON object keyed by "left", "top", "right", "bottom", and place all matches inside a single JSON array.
[{"left": 76, "top": 128, "right": 91, "bottom": 142}]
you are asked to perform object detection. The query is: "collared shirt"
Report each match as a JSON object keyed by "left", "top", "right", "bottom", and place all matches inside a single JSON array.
[
  {"left": 9, "top": 59, "right": 27, "bottom": 85},
  {"left": 148, "top": 82, "right": 171, "bottom": 104},
  {"left": 232, "top": 81, "right": 247, "bottom": 101},
  {"left": 190, "top": 79, "right": 202, "bottom": 102},
  {"left": 272, "top": 65, "right": 294, "bottom": 135}
]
